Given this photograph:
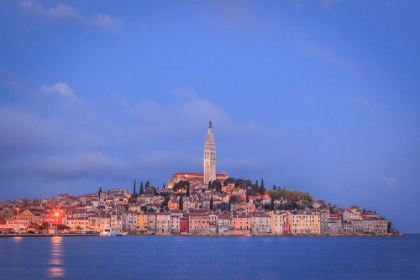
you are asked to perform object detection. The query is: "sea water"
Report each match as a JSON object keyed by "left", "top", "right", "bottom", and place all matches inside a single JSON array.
[{"left": 1, "top": 235, "right": 419, "bottom": 279}]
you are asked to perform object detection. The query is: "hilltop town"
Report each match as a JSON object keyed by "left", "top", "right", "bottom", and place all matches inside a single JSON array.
[
  {"left": 0, "top": 122, "right": 401, "bottom": 236},
  {"left": 0, "top": 183, "right": 399, "bottom": 236}
]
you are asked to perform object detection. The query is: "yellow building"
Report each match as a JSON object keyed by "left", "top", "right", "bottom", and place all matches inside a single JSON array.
[
  {"left": 287, "top": 211, "right": 321, "bottom": 235},
  {"left": 137, "top": 213, "right": 148, "bottom": 234}
]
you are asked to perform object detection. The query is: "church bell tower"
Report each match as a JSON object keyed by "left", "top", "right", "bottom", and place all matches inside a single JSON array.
[{"left": 203, "top": 121, "right": 216, "bottom": 185}]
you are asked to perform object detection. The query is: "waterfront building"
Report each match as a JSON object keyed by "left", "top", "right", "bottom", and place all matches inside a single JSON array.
[
  {"left": 343, "top": 207, "right": 362, "bottom": 222},
  {"left": 155, "top": 212, "right": 171, "bottom": 235},
  {"left": 325, "top": 214, "right": 343, "bottom": 235},
  {"left": 0, "top": 219, "right": 30, "bottom": 232},
  {"left": 41, "top": 212, "right": 64, "bottom": 227},
  {"left": 99, "top": 215, "right": 111, "bottom": 231},
  {"left": 361, "top": 212, "right": 388, "bottom": 234},
  {"left": 180, "top": 216, "right": 189, "bottom": 234},
  {"left": 287, "top": 211, "right": 321, "bottom": 235},
  {"left": 14, "top": 209, "right": 41, "bottom": 224},
  {"left": 66, "top": 218, "right": 90, "bottom": 230},
  {"left": 251, "top": 212, "right": 271, "bottom": 235},
  {"left": 136, "top": 213, "right": 148, "bottom": 234},
  {"left": 147, "top": 213, "right": 156, "bottom": 235},
  {"left": 216, "top": 214, "right": 231, "bottom": 235},
  {"left": 110, "top": 212, "right": 122, "bottom": 233},
  {"left": 170, "top": 212, "right": 182, "bottom": 235},
  {"left": 209, "top": 213, "right": 217, "bottom": 235},
  {"left": 232, "top": 214, "right": 251, "bottom": 235},
  {"left": 189, "top": 212, "right": 209, "bottom": 235},
  {"left": 270, "top": 210, "right": 288, "bottom": 235}
]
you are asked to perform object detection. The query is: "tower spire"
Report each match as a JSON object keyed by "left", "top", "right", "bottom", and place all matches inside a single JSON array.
[{"left": 203, "top": 121, "right": 216, "bottom": 185}]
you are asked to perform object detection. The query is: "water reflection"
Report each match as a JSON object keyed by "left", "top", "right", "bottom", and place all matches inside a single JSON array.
[
  {"left": 12, "top": 236, "right": 22, "bottom": 242},
  {"left": 46, "top": 236, "right": 65, "bottom": 278}
]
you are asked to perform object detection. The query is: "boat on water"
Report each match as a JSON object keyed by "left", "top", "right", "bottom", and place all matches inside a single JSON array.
[
  {"left": 100, "top": 228, "right": 117, "bottom": 236},
  {"left": 116, "top": 232, "right": 127, "bottom": 236}
]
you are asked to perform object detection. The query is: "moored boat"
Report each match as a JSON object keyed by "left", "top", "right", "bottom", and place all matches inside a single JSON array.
[{"left": 100, "top": 228, "right": 117, "bottom": 236}]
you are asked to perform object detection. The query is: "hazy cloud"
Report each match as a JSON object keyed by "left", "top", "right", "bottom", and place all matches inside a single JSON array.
[
  {"left": 382, "top": 177, "right": 397, "bottom": 187},
  {"left": 121, "top": 89, "right": 264, "bottom": 138},
  {"left": 90, "top": 13, "right": 122, "bottom": 32},
  {"left": 299, "top": 42, "right": 356, "bottom": 70},
  {"left": 19, "top": 1, "right": 80, "bottom": 20},
  {"left": 0, "top": 65, "right": 20, "bottom": 92},
  {"left": 19, "top": 1, "right": 121, "bottom": 32},
  {"left": 34, "top": 152, "right": 128, "bottom": 179},
  {"left": 348, "top": 96, "right": 369, "bottom": 106},
  {"left": 0, "top": 106, "right": 61, "bottom": 158},
  {"left": 321, "top": 0, "right": 340, "bottom": 10},
  {"left": 40, "top": 82, "right": 77, "bottom": 100}
]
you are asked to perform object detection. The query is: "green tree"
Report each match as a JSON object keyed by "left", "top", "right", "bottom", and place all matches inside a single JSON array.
[
  {"left": 145, "top": 181, "right": 150, "bottom": 189},
  {"left": 133, "top": 180, "right": 136, "bottom": 195},
  {"left": 145, "top": 187, "right": 155, "bottom": 195},
  {"left": 235, "top": 178, "right": 243, "bottom": 187},
  {"left": 140, "top": 181, "right": 144, "bottom": 194},
  {"left": 161, "top": 195, "right": 171, "bottom": 208},
  {"left": 270, "top": 196, "right": 275, "bottom": 210},
  {"left": 259, "top": 184, "right": 266, "bottom": 196},
  {"left": 162, "top": 182, "right": 166, "bottom": 189},
  {"left": 210, "top": 196, "right": 214, "bottom": 211},
  {"left": 210, "top": 180, "right": 222, "bottom": 192},
  {"left": 246, "top": 188, "right": 249, "bottom": 203},
  {"left": 223, "top": 177, "right": 236, "bottom": 186}
]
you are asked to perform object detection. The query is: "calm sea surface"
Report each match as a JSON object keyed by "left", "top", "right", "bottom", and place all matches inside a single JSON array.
[{"left": 1, "top": 235, "right": 419, "bottom": 280}]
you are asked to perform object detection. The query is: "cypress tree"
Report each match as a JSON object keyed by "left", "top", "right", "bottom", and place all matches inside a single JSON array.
[
  {"left": 210, "top": 196, "right": 214, "bottom": 211},
  {"left": 162, "top": 182, "right": 166, "bottom": 189},
  {"left": 145, "top": 181, "right": 150, "bottom": 189},
  {"left": 140, "top": 182, "right": 144, "bottom": 194},
  {"left": 186, "top": 181, "right": 190, "bottom": 197},
  {"left": 270, "top": 196, "right": 275, "bottom": 211},
  {"left": 133, "top": 180, "right": 136, "bottom": 195},
  {"left": 179, "top": 195, "right": 183, "bottom": 211},
  {"left": 261, "top": 179, "right": 264, "bottom": 189},
  {"left": 246, "top": 188, "right": 249, "bottom": 203}
]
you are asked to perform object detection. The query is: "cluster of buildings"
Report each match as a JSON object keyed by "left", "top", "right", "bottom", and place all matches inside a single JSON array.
[
  {"left": 0, "top": 122, "right": 392, "bottom": 236},
  {"left": 0, "top": 188, "right": 390, "bottom": 236}
]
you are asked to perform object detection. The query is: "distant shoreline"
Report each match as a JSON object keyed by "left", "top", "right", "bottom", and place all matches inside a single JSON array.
[{"left": 0, "top": 233, "right": 405, "bottom": 238}]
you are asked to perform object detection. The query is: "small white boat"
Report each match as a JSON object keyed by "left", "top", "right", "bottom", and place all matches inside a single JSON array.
[
  {"left": 100, "top": 228, "right": 117, "bottom": 236},
  {"left": 116, "top": 232, "right": 127, "bottom": 236}
]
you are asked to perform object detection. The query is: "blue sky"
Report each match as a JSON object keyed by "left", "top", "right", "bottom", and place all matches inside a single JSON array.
[{"left": 1, "top": 1, "right": 419, "bottom": 233}]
